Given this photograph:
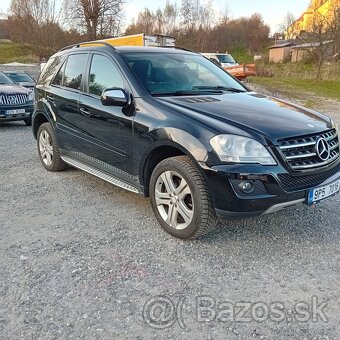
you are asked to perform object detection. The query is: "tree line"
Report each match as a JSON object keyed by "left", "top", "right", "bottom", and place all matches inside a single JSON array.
[
  {"left": 0, "top": 0, "right": 270, "bottom": 58},
  {"left": 125, "top": 1, "right": 270, "bottom": 54}
]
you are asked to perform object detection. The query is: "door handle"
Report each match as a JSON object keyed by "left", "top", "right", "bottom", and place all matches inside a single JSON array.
[{"left": 80, "top": 107, "right": 92, "bottom": 117}]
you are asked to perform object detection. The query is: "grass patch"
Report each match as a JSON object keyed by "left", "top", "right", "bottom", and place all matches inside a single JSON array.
[
  {"left": 250, "top": 77, "right": 340, "bottom": 101},
  {"left": 0, "top": 41, "right": 37, "bottom": 64},
  {"left": 256, "top": 62, "right": 340, "bottom": 80},
  {"left": 228, "top": 45, "right": 254, "bottom": 64}
]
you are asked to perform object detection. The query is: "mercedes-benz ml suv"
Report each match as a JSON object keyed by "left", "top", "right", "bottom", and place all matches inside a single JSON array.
[
  {"left": 32, "top": 42, "right": 340, "bottom": 239},
  {"left": 0, "top": 72, "right": 34, "bottom": 125}
]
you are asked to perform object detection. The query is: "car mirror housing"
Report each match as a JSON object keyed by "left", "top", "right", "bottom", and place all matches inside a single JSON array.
[{"left": 101, "top": 88, "right": 130, "bottom": 107}]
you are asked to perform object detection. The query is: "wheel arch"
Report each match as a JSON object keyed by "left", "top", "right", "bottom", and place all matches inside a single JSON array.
[
  {"left": 140, "top": 130, "right": 209, "bottom": 196},
  {"left": 32, "top": 111, "right": 50, "bottom": 138},
  {"left": 32, "top": 98, "right": 58, "bottom": 139}
]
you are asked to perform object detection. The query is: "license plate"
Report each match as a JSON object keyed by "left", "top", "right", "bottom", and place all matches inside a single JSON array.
[
  {"left": 308, "top": 178, "right": 340, "bottom": 205},
  {"left": 6, "top": 109, "right": 25, "bottom": 115}
]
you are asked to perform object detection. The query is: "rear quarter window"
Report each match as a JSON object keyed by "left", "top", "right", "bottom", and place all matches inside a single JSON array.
[{"left": 38, "top": 56, "right": 65, "bottom": 86}]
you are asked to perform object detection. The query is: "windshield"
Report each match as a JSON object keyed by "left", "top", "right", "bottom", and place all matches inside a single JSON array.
[
  {"left": 0, "top": 72, "right": 14, "bottom": 84},
  {"left": 4, "top": 72, "right": 35, "bottom": 83},
  {"left": 122, "top": 52, "right": 246, "bottom": 96},
  {"left": 216, "top": 54, "right": 236, "bottom": 63}
]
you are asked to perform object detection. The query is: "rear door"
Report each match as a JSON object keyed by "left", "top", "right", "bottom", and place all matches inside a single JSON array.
[{"left": 47, "top": 53, "right": 90, "bottom": 153}]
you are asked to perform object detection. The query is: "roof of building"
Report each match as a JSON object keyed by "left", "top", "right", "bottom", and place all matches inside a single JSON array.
[
  {"left": 291, "top": 40, "right": 334, "bottom": 49},
  {"left": 269, "top": 42, "right": 295, "bottom": 49}
]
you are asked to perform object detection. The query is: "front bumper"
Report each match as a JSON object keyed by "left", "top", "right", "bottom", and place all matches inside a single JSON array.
[
  {"left": 0, "top": 104, "right": 34, "bottom": 122},
  {"left": 202, "top": 160, "right": 340, "bottom": 217}
]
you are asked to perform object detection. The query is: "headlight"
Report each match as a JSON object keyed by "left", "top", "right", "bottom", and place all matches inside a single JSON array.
[
  {"left": 28, "top": 92, "right": 34, "bottom": 102},
  {"left": 331, "top": 118, "right": 338, "bottom": 132},
  {"left": 210, "top": 134, "right": 277, "bottom": 165}
]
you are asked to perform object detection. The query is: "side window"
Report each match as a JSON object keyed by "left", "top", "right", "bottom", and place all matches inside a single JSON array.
[
  {"left": 38, "top": 56, "right": 64, "bottom": 85},
  {"left": 52, "top": 61, "right": 65, "bottom": 86},
  {"left": 63, "top": 54, "right": 88, "bottom": 90},
  {"left": 88, "top": 54, "right": 124, "bottom": 96}
]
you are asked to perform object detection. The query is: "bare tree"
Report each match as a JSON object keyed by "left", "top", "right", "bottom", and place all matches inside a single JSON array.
[
  {"left": 279, "top": 11, "right": 296, "bottom": 40},
  {"left": 7, "top": 0, "right": 63, "bottom": 57},
  {"left": 299, "top": 0, "right": 340, "bottom": 78},
  {"left": 163, "top": 1, "right": 179, "bottom": 34},
  {"left": 63, "top": 0, "right": 125, "bottom": 39},
  {"left": 301, "top": 12, "right": 334, "bottom": 78},
  {"left": 124, "top": 1, "right": 270, "bottom": 54}
]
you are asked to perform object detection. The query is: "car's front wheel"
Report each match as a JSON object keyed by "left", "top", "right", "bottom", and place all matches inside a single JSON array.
[
  {"left": 150, "top": 156, "right": 218, "bottom": 239},
  {"left": 37, "top": 123, "right": 67, "bottom": 172}
]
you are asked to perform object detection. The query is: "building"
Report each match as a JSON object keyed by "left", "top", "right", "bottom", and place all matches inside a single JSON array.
[
  {"left": 291, "top": 40, "right": 335, "bottom": 62},
  {"left": 287, "top": 0, "right": 340, "bottom": 39},
  {"left": 268, "top": 42, "right": 295, "bottom": 63}
]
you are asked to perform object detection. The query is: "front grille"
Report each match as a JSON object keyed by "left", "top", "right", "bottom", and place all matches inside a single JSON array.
[
  {"left": 278, "top": 162, "right": 340, "bottom": 191},
  {"left": 278, "top": 129, "right": 339, "bottom": 170},
  {"left": 0, "top": 94, "right": 28, "bottom": 106}
]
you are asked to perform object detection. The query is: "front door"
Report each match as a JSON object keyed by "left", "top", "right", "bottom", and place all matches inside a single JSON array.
[{"left": 78, "top": 53, "right": 136, "bottom": 179}]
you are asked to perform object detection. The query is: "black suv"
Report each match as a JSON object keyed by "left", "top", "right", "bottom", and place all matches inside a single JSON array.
[{"left": 32, "top": 42, "right": 340, "bottom": 239}]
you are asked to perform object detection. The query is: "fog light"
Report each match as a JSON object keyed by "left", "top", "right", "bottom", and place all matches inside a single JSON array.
[{"left": 239, "top": 181, "right": 255, "bottom": 194}]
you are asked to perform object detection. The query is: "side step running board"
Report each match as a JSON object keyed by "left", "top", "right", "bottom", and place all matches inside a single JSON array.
[{"left": 61, "top": 155, "right": 140, "bottom": 194}]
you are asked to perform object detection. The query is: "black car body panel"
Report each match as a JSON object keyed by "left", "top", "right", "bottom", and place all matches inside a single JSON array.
[{"left": 32, "top": 45, "right": 340, "bottom": 217}]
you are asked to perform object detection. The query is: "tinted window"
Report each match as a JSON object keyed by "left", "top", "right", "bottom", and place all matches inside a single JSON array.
[
  {"left": 88, "top": 54, "right": 124, "bottom": 96},
  {"left": 39, "top": 56, "right": 64, "bottom": 85},
  {"left": 217, "top": 54, "right": 236, "bottom": 63},
  {"left": 0, "top": 72, "right": 14, "bottom": 84},
  {"left": 5, "top": 72, "right": 35, "bottom": 82},
  {"left": 63, "top": 54, "right": 88, "bottom": 90},
  {"left": 122, "top": 53, "right": 245, "bottom": 95},
  {"left": 52, "top": 61, "right": 65, "bottom": 86}
]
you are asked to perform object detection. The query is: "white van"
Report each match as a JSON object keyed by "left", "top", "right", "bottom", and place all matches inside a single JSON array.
[{"left": 201, "top": 53, "right": 238, "bottom": 68}]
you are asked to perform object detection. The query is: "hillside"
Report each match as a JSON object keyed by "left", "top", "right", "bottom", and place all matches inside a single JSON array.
[{"left": 0, "top": 41, "right": 38, "bottom": 64}]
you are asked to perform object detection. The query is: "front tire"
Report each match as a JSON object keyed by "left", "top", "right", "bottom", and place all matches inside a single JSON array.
[
  {"left": 37, "top": 123, "right": 67, "bottom": 172},
  {"left": 150, "top": 156, "right": 218, "bottom": 239}
]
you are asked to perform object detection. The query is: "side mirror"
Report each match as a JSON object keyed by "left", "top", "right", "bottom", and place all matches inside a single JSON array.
[
  {"left": 101, "top": 88, "right": 130, "bottom": 107},
  {"left": 210, "top": 58, "right": 221, "bottom": 66}
]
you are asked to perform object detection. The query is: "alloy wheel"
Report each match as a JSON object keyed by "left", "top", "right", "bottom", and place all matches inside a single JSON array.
[
  {"left": 154, "top": 170, "right": 194, "bottom": 230},
  {"left": 39, "top": 130, "right": 53, "bottom": 166}
]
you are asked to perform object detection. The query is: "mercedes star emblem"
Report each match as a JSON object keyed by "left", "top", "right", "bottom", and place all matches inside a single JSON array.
[{"left": 315, "top": 137, "right": 330, "bottom": 161}]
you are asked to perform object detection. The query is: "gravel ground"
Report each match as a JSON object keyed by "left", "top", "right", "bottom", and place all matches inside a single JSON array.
[{"left": 1, "top": 94, "right": 340, "bottom": 339}]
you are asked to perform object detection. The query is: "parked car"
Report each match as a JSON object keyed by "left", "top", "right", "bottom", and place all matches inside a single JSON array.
[
  {"left": 32, "top": 43, "right": 339, "bottom": 239},
  {"left": 0, "top": 72, "right": 34, "bottom": 125},
  {"left": 3, "top": 70, "right": 36, "bottom": 93},
  {"left": 201, "top": 53, "right": 239, "bottom": 68}
]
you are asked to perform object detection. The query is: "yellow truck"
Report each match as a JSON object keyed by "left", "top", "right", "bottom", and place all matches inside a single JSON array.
[{"left": 84, "top": 33, "right": 176, "bottom": 47}]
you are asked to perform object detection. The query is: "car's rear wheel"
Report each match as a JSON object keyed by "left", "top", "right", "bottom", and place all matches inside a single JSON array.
[
  {"left": 150, "top": 156, "right": 218, "bottom": 239},
  {"left": 37, "top": 123, "right": 67, "bottom": 172}
]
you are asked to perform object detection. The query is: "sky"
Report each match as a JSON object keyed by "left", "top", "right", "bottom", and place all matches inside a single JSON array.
[{"left": 0, "top": 0, "right": 309, "bottom": 33}]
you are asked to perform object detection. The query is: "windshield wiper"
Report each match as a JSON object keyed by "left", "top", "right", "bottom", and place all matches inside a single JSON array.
[
  {"left": 152, "top": 89, "right": 224, "bottom": 96},
  {"left": 192, "top": 86, "right": 246, "bottom": 93}
]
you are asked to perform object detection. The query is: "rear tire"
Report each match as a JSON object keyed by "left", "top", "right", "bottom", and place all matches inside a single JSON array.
[
  {"left": 150, "top": 156, "right": 218, "bottom": 239},
  {"left": 37, "top": 122, "right": 67, "bottom": 172}
]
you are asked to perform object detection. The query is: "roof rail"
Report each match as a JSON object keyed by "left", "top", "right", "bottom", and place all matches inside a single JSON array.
[
  {"left": 158, "top": 46, "right": 195, "bottom": 53},
  {"left": 60, "top": 40, "right": 116, "bottom": 52}
]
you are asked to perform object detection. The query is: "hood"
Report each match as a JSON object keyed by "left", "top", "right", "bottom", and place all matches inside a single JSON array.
[
  {"left": 16, "top": 82, "right": 36, "bottom": 88},
  {"left": 0, "top": 84, "right": 30, "bottom": 95},
  {"left": 156, "top": 92, "right": 332, "bottom": 143}
]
